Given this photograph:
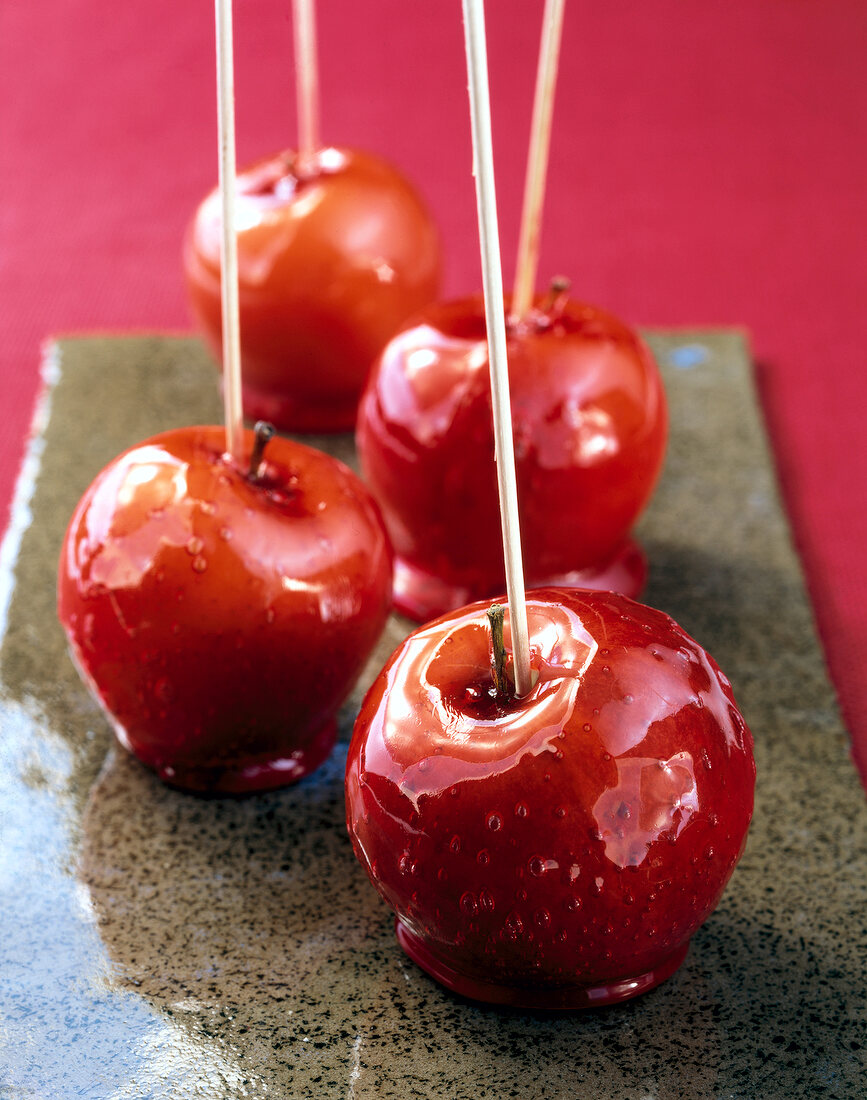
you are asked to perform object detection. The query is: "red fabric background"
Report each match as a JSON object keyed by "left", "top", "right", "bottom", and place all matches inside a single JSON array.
[{"left": 1, "top": 1, "right": 865, "bottom": 783}]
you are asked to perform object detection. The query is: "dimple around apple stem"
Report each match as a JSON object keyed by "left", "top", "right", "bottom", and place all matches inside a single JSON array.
[
  {"left": 511, "top": 0, "right": 566, "bottom": 322},
  {"left": 214, "top": 0, "right": 244, "bottom": 468},
  {"left": 248, "top": 421, "right": 276, "bottom": 481},
  {"left": 461, "top": 0, "right": 532, "bottom": 698}
]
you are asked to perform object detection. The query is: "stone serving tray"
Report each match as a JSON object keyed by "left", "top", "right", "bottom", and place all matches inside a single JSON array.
[{"left": 1, "top": 333, "right": 864, "bottom": 1099}]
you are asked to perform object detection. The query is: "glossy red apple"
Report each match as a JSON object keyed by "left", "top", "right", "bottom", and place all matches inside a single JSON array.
[
  {"left": 58, "top": 424, "right": 392, "bottom": 794},
  {"left": 346, "top": 587, "right": 755, "bottom": 1008},
  {"left": 356, "top": 289, "right": 668, "bottom": 620},
  {"left": 183, "top": 147, "right": 442, "bottom": 433}
]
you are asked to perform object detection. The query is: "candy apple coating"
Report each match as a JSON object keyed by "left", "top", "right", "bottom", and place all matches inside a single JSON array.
[
  {"left": 183, "top": 147, "right": 442, "bottom": 433},
  {"left": 356, "top": 292, "right": 668, "bottom": 621},
  {"left": 58, "top": 425, "right": 392, "bottom": 794},
  {"left": 346, "top": 588, "right": 755, "bottom": 1009}
]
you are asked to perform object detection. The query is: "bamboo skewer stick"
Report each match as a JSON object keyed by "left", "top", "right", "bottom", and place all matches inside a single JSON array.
[
  {"left": 293, "top": 0, "right": 321, "bottom": 171},
  {"left": 461, "top": 0, "right": 533, "bottom": 698},
  {"left": 511, "top": 0, "right": 566, "bottom": 321},
  {"left": 215, "top": 0, "right": 244, "bottom": 467}
]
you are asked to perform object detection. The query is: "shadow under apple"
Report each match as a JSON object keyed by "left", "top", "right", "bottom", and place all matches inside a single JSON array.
[
  {"left": 78, "top": 746, "right": 391, "bottom": 1007},
  {"left": 78, "top": 742, "right": 731, "bottom": 1097}
]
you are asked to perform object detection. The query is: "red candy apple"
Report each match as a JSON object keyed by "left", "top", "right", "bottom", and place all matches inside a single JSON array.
[
  {"left": 346, "top": 587, "right": 755, "bottom": 1008},
  {"left": 183, "top": 147, "right": 442, "bottom": 432},
  {"left": 356, "top": 286, "right": 668, "bottom": 620},
  {"left": 58, "top": 423, "right": 392, "bottom": 794}
]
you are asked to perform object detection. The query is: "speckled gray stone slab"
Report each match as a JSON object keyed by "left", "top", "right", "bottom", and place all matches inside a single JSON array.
[{"left": 1, "top": 334, "right": 864, "bottom": 1099}]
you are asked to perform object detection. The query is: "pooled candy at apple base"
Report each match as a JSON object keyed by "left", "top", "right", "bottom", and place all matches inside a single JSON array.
[
  {"left": 183, "top": 146, "right": 442, "bottom": 433},
  {"left": 57, "top": 424, "right": 392, "bottom": 794},
  {"left": 356, "top": 290, "right": 668, "bottom": 621},
  {"left": 345, "top": 587, "right": 755, "bottom": 1009}
]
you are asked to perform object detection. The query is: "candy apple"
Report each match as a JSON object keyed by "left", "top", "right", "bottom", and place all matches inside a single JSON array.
[
  {"left": 356, "top": 287, "right": 668, "bottom": 621},
  {"left": 346, "top": 587, "right": 755, "bottom": 1009},
  {"left": 183, "top": 147, "right": 442, "bottom": 433},
  {"left": 58, "top": 424, "right": 392, "bottom": 794}
]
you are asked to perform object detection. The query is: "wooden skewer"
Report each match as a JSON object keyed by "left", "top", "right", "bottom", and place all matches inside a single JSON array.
[
  {"left": 461, "top": 0, "right": 533, "bottom": 698},
  {"left": 214, "top": 0, "right": 244, "bottom": 467},
  {"left": 511, "top": 0, "right": 567, "bottom": 322},
  {"left": 293, "top": 0, "right": 321, "bottom": 172}
]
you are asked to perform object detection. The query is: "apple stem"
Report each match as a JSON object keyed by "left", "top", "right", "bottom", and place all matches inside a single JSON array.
[
  {"left": 293, "top": 0, "right": 320, "bottom": 174},
  {"left": 543, "top": 275, "right": 571, "bottom": 320},
  {"left": 248, "top": 421, "right": 276, "bottom": 481},
  {"left": 214, "top": 0, "right": 245, "bottom": 468},
  {"left": 461, "top": 0, "right": 533, "bottom": 699},
  {"left": 511, "top": 0, "right": 567, "bottom": 323},
  {"left": 487, "top": 603, "right": 511, "bottom": 700}
]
